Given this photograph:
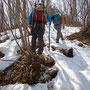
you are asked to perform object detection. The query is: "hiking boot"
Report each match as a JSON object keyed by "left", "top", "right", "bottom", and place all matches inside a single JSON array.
[
  {"left": 61, "top": 37, "right": 64, "bottom": 40},
  {"left": 56, "top": 39, "right": 59, "bottom": 43},
  {"left": 31, "top": 50, "right": 36, "bottom": 53},
  {"left": 38, "top": 54, "right": 44, "bottom": 59}
]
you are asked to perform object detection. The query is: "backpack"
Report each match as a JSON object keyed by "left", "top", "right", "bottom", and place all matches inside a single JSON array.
[
  {"left": 53, "top": 14, "right": 62, "bottom": 24},
  {"left": 32, "top": 3, "right": 47, "bottom": 23}
]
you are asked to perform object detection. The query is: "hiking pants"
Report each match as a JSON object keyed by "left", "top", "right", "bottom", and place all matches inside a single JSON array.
[
  {"left": 54, "top": 21, "right": 63, "bottom": 40},
  {"left": 56, "top": 25, "right": 63, "bottom": 40},
  {"left": 31, "top": 22, "right": 45, "bottom": 55}
]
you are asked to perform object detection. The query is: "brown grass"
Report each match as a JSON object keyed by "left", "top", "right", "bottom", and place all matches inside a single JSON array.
[
  {"left": 67, "top": 31, "right": 90, "bottom": 46},
  {"left": 0, "top": 53, "right": 57, "bottom": 86}
]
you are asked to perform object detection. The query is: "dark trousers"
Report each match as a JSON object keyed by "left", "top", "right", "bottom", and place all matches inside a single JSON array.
[{"left": 31, "top": 22, "right": 45, "bottom": 55}]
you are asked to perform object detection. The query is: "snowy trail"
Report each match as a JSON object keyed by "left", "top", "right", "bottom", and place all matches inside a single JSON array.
[
  {"left": 44, "top": 25, "right": 90, "bottom": 90},
  {"left": 0, "top": 25, "right": 90, "bottom": 90},
  {"left": 0, "top": 39, "right": 19, "bottom": 70},
  {"left": 44, "top": 45, "right": 90, "bottom": 90}
]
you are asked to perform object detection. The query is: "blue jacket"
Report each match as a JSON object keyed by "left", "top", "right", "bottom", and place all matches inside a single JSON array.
[{"left": 28, "top": 11, "right": 52, "bottom": 25}]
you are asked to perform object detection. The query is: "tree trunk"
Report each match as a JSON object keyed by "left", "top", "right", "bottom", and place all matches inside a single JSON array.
[
  {"left": 22, "top": 0, "right": 31, "bottom": 53},
  {"left": 16, "top": 0, "right": 26, "bottom": 49},
  {"left": 0, "top": 2, "right": 4, "bottom": 31},
  {"left": 86, "top": 20, "right": 90, "bottom": 35},
  {"left": 73, "top": 0, "right": 77, "bottom": 22}
]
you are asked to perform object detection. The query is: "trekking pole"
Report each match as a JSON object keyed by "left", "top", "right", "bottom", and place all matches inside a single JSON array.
[{"left": 49, "top": 25, "right": 50, "bottom": 50}]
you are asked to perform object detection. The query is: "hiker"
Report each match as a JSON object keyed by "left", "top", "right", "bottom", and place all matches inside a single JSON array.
[
  {"left": 28, "top": 3, "right": 51, "bottom": 56},
  {"left": 51, "top": 13, "right": 64, "bottom": 43}
]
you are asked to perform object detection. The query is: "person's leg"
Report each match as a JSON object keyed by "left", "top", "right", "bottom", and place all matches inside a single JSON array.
[
  {"left": 31, "top": 22, "right": 38, "bottom": 52},
  {"left": 59, "top": 30, "right": 64, "bottom": 40},
  {"left": 56, "top": 29, "right": 60, "bottom": 43},
  {"left": 31, "top": 34, "right": 37, "bottom": 52},
  {"left": 59, "top": 25, "right": 64, "bottom": 40},
  {"left": 60, "top": 32, "right": 64, "bottom": 40},
  {"left": 56, "top": 25, "right": 64, "bottom": 43},
  {"left": 38, "top": 22, "right": 45, "bottom": 55}
]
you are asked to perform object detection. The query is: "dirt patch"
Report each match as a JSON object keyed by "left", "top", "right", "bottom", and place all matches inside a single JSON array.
[
  {"left": 0, "top": 51, "right": 5, "bottom": 58},
  {"left": 67, "top": 31, "right": 90, "bottom": 46},
  {"left": 0, "top": 53, "right": 57, "bottom": 86}
]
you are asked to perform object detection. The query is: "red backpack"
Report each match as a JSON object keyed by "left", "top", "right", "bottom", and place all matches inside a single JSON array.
[{"left": 32, "top": 3, "right": 47, "bottom": 23}]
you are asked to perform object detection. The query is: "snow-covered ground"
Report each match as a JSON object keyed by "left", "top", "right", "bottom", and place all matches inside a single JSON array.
[{"left": 0, "top": 24, "right": 90, "bottom": 90}]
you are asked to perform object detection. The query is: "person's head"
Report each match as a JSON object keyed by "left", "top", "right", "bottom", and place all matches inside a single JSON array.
[
  {"left": 51, "top": 15, "right": 54, "bottom": 20},
  {"left": 34, "top": 2, "right": 45, "bottom": 9},
  {"left": 59, "top": 13, "right": 61, "bottom": 16}
]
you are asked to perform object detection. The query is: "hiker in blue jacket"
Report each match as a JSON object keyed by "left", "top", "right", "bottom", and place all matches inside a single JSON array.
[
  {"left": 51, "top": 13, "right": 64, "bottom": 43},
  {"left": 28, "top": 3, "right": 51, "bottom": 57}
]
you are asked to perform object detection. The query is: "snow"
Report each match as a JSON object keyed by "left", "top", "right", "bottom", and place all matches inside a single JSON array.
[
  {"left": 1, "top": 83, "right": 48, "bottom": 90},
  {"left": 0, "top": 24, "right": 90, "bottom": 90}
]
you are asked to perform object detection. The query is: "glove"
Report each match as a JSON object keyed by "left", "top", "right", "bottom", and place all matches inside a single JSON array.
[{"left": 29, "top": 25, "right": 32, "bottom": 29}]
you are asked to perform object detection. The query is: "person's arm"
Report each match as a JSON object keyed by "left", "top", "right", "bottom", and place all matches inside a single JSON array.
[
  {"left": 60, "top": 16, "right": 64, "bottom": 29},
  {"left": 62, "top": 18, "right": 64, "bottom": 29},
  {"left": 46, "top": 12, "right": 52, "bottom": 25},
  {"left": 51, "top": 16, "right": 54, "bottom": 20},
  {"left": 28, "top": 11, "right": 33, "bottom": 29},
  {"left": 51, "top": 15, "right": 54, "bottom": 23}
]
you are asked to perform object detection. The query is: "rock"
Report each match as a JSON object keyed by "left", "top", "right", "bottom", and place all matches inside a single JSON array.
[
  {"left": 68, "top": 48, "right": 73, "bottom": 57},
  {"left": 43, "top": 55, "right": 55, "bottom": 67},
  {"left": 0, "top": 51, "right": 5, "bottom": 58},
  {"left": 51, "top": 46, "right": 57, "bottom": 51},
  {"left": 48, "top": 69, "right": 58, "bottom": 79},
  {"left": 78, "top": 43, "right": 83, "bottom": 47},
  {"left": 59, "top": 48, "right": 73, "bottom": 57}
]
